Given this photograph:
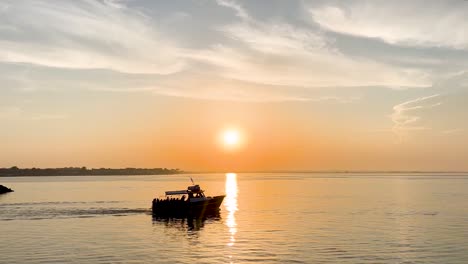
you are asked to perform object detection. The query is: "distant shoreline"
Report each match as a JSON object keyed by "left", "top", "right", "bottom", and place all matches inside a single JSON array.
[
  {"left": 1, "top": 167, "right": 467, "bottom": 177},
  {"left": 188, "top": 170, "right": 468, "bottom": 174},
  {"left": 0, "top": 167, "right": 182, "bottom": 177}
]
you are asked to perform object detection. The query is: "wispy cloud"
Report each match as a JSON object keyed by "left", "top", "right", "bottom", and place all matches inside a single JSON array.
[
  {"left": 442, "top": 128, "right": 464, "bottom": 135},
  {"left": 0, "top": 0, "right": 185, "bottom": 74},
  {"left": 390, "top": 94, "right": 442, "bottom": 140},
  {"left": 0, "top": 106, "right": 68, "bottom": 121},
  {"left": 0, "top": 0, "right": 436, "bottom": 102},
  {"left": 30, "top": 114, "right": 69, "bottom": 121},
  {"left": 192, "top": 0, "right": 431, "bottom": 89},
  {"left": 215, "top": 0, "right": 250, "bottom": 20},
  {"left": 309, "top": 1, "right": 468, "bottom": 49}
]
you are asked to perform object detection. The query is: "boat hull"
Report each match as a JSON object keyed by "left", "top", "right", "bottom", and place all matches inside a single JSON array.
[{"left": 152, "top": 195, "right": 225, "bottom": 218}]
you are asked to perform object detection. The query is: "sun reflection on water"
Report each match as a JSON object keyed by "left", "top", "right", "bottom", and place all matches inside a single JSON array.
[{"left": 225, "top": 173, "right": 238, "bottom": 247}]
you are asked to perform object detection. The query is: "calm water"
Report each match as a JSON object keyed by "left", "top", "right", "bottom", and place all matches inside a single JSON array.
[{"left": 1, "top": 173, "right": 467, "bottom": 263}]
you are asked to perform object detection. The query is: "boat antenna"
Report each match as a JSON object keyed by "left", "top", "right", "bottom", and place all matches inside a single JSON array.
[{"left": 190, "top": 177, "right": 195, "bottom": 185}]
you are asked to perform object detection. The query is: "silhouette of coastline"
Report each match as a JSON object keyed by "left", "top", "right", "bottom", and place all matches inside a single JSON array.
[
  {"left": 0, "top": 184, "right": 13, "bottom": 194},
  {"left": 0, "top": 166, "right": 181, "bottom": 177}
]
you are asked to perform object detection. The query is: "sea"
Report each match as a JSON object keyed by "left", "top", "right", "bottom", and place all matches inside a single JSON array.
[{"left": 0, "top": 173, "right": 467, "bottom": 263}]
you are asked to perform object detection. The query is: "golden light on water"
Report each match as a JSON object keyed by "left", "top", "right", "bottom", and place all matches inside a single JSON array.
[{"left": 225, "top": 172, "right": 238, "bottom": 247}]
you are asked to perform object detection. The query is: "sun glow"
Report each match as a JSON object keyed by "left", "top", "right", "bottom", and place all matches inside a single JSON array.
[
  {"left": 223, "top": 130, "right": 240, "bottom": 146},
  {"left": 220, "top": 129, "right": 245, "bottom": 150}
]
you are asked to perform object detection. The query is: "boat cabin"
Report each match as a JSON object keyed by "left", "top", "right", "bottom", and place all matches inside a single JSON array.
[{"left": 164, "top": 184, "right": 206, "bottom": 200}]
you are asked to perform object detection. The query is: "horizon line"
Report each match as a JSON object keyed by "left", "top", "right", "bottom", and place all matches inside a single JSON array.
[{"left": 2, "top": 167, "right": 468, "bottom": 174}]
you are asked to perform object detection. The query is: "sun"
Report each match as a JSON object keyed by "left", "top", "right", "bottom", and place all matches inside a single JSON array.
[
  {"left": 220, "top": 129, "right": 244, "bottom": 150},
  {"left": 223, "top": 130, "right": 240, "bottom": 146}
]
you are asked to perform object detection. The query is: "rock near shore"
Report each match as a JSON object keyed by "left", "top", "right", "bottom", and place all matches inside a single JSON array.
[{"left": 0, "top": 185, "right": 13, "bottom": 194}]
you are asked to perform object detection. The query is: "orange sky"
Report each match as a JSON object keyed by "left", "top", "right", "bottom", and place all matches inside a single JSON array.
[{"left": 3, "top": 94, "right": 467, "bottom": 172}]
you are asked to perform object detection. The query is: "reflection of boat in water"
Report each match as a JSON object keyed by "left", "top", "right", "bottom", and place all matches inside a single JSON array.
[
  {"left": 152, "top": 214, "right": 220, "bottom": 231},
  {"left": 152, "top": 183, "right": 225, "bottom": 217}
]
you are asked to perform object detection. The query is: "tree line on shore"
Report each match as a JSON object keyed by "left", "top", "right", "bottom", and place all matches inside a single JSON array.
[{"left": 0, "top": 166, "right": 182, "bottom": 176}]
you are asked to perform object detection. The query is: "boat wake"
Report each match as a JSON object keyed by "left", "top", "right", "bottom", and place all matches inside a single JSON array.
[{"left": 0, "top": 201, "right": 151, "bottom": 221}]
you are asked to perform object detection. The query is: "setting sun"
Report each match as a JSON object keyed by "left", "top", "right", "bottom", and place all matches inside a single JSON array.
[
  {"left": 219, "top": 129, "right": 245, "bottom": 151},
  {"left": 223, "top": 130, "right": 240, "bottom": 146}
]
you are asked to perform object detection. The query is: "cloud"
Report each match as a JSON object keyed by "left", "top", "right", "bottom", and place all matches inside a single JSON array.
[
  {"left": 30, "top": 114, "right": 69, "bottom": 121},
  {"left": 0, "top": 0, "right": 437, "bottom": 102},
  {"left": 127, "top": 71, "right": 362, "bottom": 102},
  {"left": 0, "top": 105, "right": 68, "bottom": 121},
  {"left": 0, "top": 62, "right": 363, "bottom": 102},
  {"left": 309, "top": 1, "right": 468, "bottom": 49},
  {"left": 0, "top": 0, "right": 185, "bottom": 74},
  {"left": 192, "top": 0, "right": 431, "bottom": 89},
  {"left": 215, "top": 0, "right": 250, "bottom": 20},
  {"left": 390, "top": 94, "right": 442, "bottom": 140},
  {"left": 442, "top": 128, "right": 464, "bottom": 135}
]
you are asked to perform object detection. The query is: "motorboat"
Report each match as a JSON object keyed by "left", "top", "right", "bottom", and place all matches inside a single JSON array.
[{"left": 152, "top": 183, "right": 225, "bottom": 217}]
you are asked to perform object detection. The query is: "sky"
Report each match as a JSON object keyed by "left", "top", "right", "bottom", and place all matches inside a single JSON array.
[{"left": 1, "top": 0, "right": 468, "bottom": 171}]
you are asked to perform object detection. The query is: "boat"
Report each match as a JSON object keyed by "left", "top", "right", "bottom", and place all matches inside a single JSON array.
[
  {"left": 0, "top": 185, "right": 13, "bottom": 194},
  {"left": 152, "top": 183, "right": 225, "bottom": 218}
]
